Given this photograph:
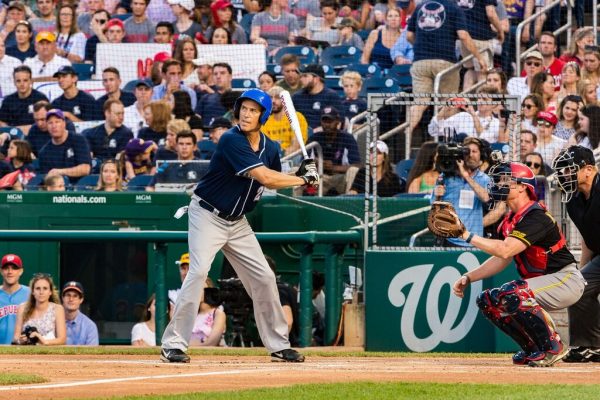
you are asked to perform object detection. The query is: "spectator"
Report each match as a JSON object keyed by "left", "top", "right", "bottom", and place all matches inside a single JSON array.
[
  {"left": 78, "top": 0, "right": 109, "bottom": 37},
  {"left": 124, "top": 0, "right": 156, "bottom": 43},
  {"left": 26, "top": 101, "right": 77, "bottom": 156},
  {"left": 554, "top": 95, "right": 582, "bottom": 141},
  {"left": 432, "top": 136, "right": 490, "bottom": 247},
  {"left": 3, "top": 139, "right": 34, "bottom": 174},
  {"left": 0, "top": 2, "right": 27, "bottom": 48},
  {"left": 289, "top": 0, "right": 320, "bottom": 30},
  {"left": 96, "top": 159, "right": 124, "bottom": 191},
  {"left": 485, "top": 69, "right": 508, "bottom": 94},
  {"left": 303, "top": 0, "right": 341, "bottom": 46},
  {"left": 30, "top": 0, "right": 57, "bottom": 33},
  {"left": 0, "top": 40, "right": 21, "bottom": 97},
  {"left": 307, "top": 106, "right": 360, "bottom": 195},
  {"left": 340, "top": 71, "right": 366, "bottom": 123},
  {"left": 38, "top": 109, "right": 92, "bottom": 180},
  {"left": 534, "top": 111, "right": 566, "bottom": 162},
  {"left": 520, "top": 129, "right": 537, "bottom": 161},
  {"left": 520, "top": 93, "right": 543, "bottom": 134},
  {"left": 13, "top": 274, "right": 67, "bottom": 345},
  {"left": 263, "top": 86, "right": 308, "bottom": 155},
  {"left": 84, "top": 99, "right": 134, "bottom": 162},
  {"left": 578, "top": 79, "right": 598, "bottom": 106},
  {"left": 191, "top": 54, "right": 215, "bottom": 92},
  {"left": 152, "top": 59, "right": 197, "bottom": 110},
  {"left": 334, "top": 17, "right": 364, "bottom": 50},
  {"left": 139, "top": 100, "right": 171, "bottom": 146},
  {"left": 95, "top": 67, "right": 137, "bottom": 120},
  {"left": 292, "top": 64, "right": 343, "bottom": 129},
  {"left": 195, "top": 62, "right": 232, "bottom": 122},
  {"left": 530, "top": 71, "right": 557, "bottom": 113},
  {"left": 0, "top": 65, "right": 47, "bottom": 130},
  {"left": 501, "top": 0, "right": 534, "bottom": 77},
  {"left": 5, "top": 20, "right": 35, "bottom": 62},
  {"left": 189, "top": 285, "right": 226, "bottom": 346},
  {"left": 156, "top": 118, "right": 190, "bottom": 160},
  {"left": 173, "top": 37, "right": 198, "bottom": 87},
  {"left": 582, "top": 48, "right": 600, "bottom": 89},
  {"left": 258, "top": 71, "right": 276, "bottom": 92},
  {"left": 171, "top": 90, "right": 203, "bottom": 139},
  {"left": 523, "top": 151, "right": 546, "bottom": 204},
  {"left": 389, "top": 21, "right": 413, "bottom": 65},
  {"left": 250, "top": 0, "right": 299, "bottom": 56},
  {"left": 560, "top": 27, "right": 594, "bottom": 66},
  {"left": 55, "top": 4, "right": 87, "bottom": 63},
  {"left": 124, "top": 79, "right": 153, "bottom": 137},
  {"left": 0, "top": 254, "right": 30, "bottom": 345},
  {"left": 83, "top": 10, "right": 110, "bottom": 65},
  {"left": 507, "top": 50, "right": 545, "bottom": 103},
  {"left": 348, "top": 140, "right": 403, "bottom": 196},
  {"left": 570, "top": 104, "right": 600, "bottom": 150},
  {"left": 147, "top": 0, "right": 176, "bottom": 24},
  {"left": 204, "top": 116, "right": 230, "bottom": 146},
  {"left": 121, "top": 137, "right": 157, "bottom": 180},
  {"left": 131, "top": 294, "right": 157, "bottom": 346},
  {"left": 535, "top": 32, "right": 565, "bottom": 90},
  {"left": 207, "top": 0, "right": 247, "bottom": 44},
  {"left": 43, "top": 174, "right": 66, "bottom": 191},
  {"left": 558, "top": 62, "right": 581, "bottom": 104},
  {"left": 406, "top": 0, "right": 487, "bottom": 132},
  {"left": 168, "top": 0, "right": 202, "bottom": 40},
  {"left": 167, "top": 252, "right": 189, "bottom": 306},
  {"left": 51, "top": 65, "right": 97, "bottom": 122},
  {"left": 154, "top": 21, "right": 174, "bottom": 44},
  {"left": 209, "top": 27, "right": 231, "bottom": 44},
  {"left": 407, "top": 141, "right": 440, "bottom": 194},
  {"left": 61, "top": 281, "right": 99, "bottom": 345},
  {"left": 105, "top": 18, "right": 126, "bottom": 44},
  {"left": 360, "top": 7, "right": 402, "bottom": 70},
  {"left": 275, "top": 54, "right": 302, "bottom": 95},
  {"left": 24, "top": 32, "right": 71, "bottom": 82}
]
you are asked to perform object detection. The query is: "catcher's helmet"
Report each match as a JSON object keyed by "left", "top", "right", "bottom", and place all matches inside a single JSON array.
[
  {"left": 233, "top": 88, "right": 272, "bottom": 125},
  {"left": 552, "top": 145, "right": 595, "bottom": 202},
  {"left": 488, "top": 162, "right": 537, "bottom": 201}
]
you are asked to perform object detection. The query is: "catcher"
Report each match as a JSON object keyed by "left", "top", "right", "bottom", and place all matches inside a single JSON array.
[{"left": 432, "top": 162, "right": 585, "bottom": 367}]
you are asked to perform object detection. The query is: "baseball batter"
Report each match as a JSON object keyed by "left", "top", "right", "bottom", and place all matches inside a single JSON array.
[
  {"left": 450, "top": 162, "right": 585, "bottom": 367},
  {"left": 160, "top": 89, "right": 318, "bottom": 363},
  {"left": 553, "top": 146, "right": 600, "bottom": 362}
]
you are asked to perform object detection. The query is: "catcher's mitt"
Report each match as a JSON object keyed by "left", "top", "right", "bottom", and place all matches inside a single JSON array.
[{"left": 427, "top": 201, "right": 466, "bottom": 238}]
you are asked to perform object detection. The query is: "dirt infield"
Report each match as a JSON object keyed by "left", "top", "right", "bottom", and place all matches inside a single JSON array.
[{"left": 2, "top": 349, "right": 600, "bottom": 400}]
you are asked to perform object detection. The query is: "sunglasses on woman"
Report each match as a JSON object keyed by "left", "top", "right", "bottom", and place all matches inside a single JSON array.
[
  {"left": 521, "top": 103, "right": 535, "bottom": 109},
  {"left": 536, "top": 120, "right": 554, "bottom": 127},
  {"left": 525, "top": 161, "right": 541, "bottom": 169}
]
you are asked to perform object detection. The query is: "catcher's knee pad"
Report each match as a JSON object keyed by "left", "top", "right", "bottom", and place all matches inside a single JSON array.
[
  {"left": 496, "top": 279, "right": 536, "bottom": 314},
  {"left": 513, "top": 306, "right": 562, "bottom": 354}
]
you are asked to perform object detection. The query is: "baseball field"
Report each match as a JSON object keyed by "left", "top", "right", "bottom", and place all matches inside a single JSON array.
[{"left": 1, "top": 347, "right": 600, "bottom": 400}]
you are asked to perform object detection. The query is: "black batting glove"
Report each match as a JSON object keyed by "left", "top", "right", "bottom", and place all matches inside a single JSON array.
[{"left": 295, "top": 158, "right": 316, "bottom": 177}]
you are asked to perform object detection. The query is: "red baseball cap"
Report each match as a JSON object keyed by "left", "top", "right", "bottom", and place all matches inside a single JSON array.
[
  {"left": 537, "top": 111, "right": 558, "bottom": 126},
  {"left": 1, "top": 254, "right": 23, "bottom": 269},
  {"left": 105, "top": 18, "right": 124, "bottom": 31},
  {"left": 154, "top": 51, "right": 171, "bottom": 63}
]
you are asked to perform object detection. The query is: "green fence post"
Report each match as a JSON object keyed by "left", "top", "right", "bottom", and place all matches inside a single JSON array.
[
  {"left": 154, "top": 242, "right": 167, "bottom": 345},
  {"left": 298, "top": 244, "right": 314, "bottom": 347},
  {"left": 324, "top": 244, "right": 345, "bottom": 345}
]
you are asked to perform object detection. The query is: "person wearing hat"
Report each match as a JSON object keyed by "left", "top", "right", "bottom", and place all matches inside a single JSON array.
[
  {"left": 123, "top": 79, "right": 153, "bottom": 137},
  {"left": 123, "top": 0, "right": 156, "bottom": 43},
  {"left": 24, "top": 31, "right": 72, "bottom": 82},
  {"left": 306, "top": 106, "right": 360, "bottom": 195},
  {"left": 207, "top": 0, "right": 247, "bottom": 44},
  {"left": 50, "top": 65, "right": 97, "bottom": 122},
  {"left": 123, "top": 137, "right": 157, "bottom": 180},
  {"left": 61, "top": 281, "right": 99, "bottom": 345},
  {"left": 26, "top": 100, "right": 77, "bottom": 157},
  {"left": 0, "top": 65, "right": 48, "bottom": 131},
  {"left": 0, "top": 254, "right": 30, "bottom": 344},
  {"left": 83, "top": 98, "right": 134, "bottom": 163},
  {"left": 292, "top": 63, "right": 343, "bottom": 129},
  {"left": 348, "top": 140, "right": 404, "bottom": 197},
  {"left": 105, "top": 18, "right": 126, "bottom": 44},
  {"left": 0, "top": 1, "right": 28, "bottom": 48},
  {"left": 167, "top": 252, "right": 190, "bottom": 306},
  {"left": 38, "top": 108, "right": 92, "bottom": 180},
  {"left": 263, "top": 85, "right": 308, "bottom": 155},
  {"left": 168, "top": 0, "right": 203, "bottom": 40},
  {"left": 336, "top": 17, "right": 364, "bottom": 50},
  {"left": 534, "top": 111, "right": 565, "bottom": 163},
  {"left": 507, "top": 51, "right": 546, "bottom": 102},
  {"left": 192, "top": 55, "right": 216, "bottom": 91},
  {"left": 552, "top": 146, "right": 600, "bottom": 362},
  {"left": 204, "top": 116, "right": 231, "bottom": 146}
]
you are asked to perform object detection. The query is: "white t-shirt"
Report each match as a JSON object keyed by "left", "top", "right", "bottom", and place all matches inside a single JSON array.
[
  {"left": 123, "top": 102, "right": 147, "bottom": 138},
  {"left": 0, "top": 54, "right": 21, "bottom": 97},
  {"left": 536, "top": 135, "right": 566, "bottom": 163},
  {"left": 131, "top": 321, "right": 156, "bottom": 346},
  {"left": 507, "top": 76, "right": 530, "bottom": 103},
  {"left": 56, "top": 32, "right": 87, "bottom": 60},
  {"left": 24, "top": 55, "right": 71, "bottom": 80}
]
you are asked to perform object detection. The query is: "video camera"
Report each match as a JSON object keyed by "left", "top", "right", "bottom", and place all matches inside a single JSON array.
[
  {"left": 21, "top": 326, "right": 40, "bottom": 345},
  {"left": 435, "top": 142, "right": 469, "bottom": 176}
]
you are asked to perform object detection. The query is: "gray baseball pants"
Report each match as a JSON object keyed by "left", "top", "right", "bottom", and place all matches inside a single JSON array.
[{"left": 527, "top": 263, "right": 586, "bottom": 311}]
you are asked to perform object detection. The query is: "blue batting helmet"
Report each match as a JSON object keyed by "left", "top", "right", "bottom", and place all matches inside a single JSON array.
[{"left": 233, "top": 88, "right": 272, "bottom": 125}]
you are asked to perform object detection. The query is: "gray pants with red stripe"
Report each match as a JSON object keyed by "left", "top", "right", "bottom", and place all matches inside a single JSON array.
[
  {"left": 527, "top": 264, "right": 586, "bottom": 311},
  {"left": 161, "top": 197, "right": 290, "bottom": 353}
]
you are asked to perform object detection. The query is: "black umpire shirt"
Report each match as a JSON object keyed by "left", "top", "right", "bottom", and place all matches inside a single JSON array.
[{"left": 567, "top": 173, "right": 600, "bottom": 256}]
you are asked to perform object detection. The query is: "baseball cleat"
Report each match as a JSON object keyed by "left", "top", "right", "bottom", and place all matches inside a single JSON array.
[
  {"left": 160, "top": 348, "right": 190, "bottom": 363},
  {"left": 563, "top": 347, "right": 600, "bottom": 363},
  {"left": 271, "top": 348, "right": 305, "bottom": 363},
  {"left": 512, "top": 350, "right": 530, "bottom": 365},
  {"left": 528, "top": 343, "right": 569, "bottom": 367}
]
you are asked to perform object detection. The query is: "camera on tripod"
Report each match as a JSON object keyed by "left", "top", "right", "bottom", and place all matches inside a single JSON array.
[{"left": 217, "top": 278, "right": 254, "bottom": 347}]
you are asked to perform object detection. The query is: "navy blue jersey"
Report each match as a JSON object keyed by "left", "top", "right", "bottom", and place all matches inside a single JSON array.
[
  {"left": 93, "top": 92, "right": 137, "bottom": 120},
  {"left": 6, "top": 44, "right": 36, "bottom": 62},
  {"left": 0, "top": 90, "right": 48, "bottom": 126},
  {"left": 194, "top": 125, "right": 281, "bottom": 217},
  {"left": 150, "top": 158, "right": 209, "bottom": 186},
  {"left": 51, "top": 90, "right": 98, "bottom": 121},
  {"left": 194, "top": 92, "right": 226, "bottom": 122},
  {"left": 27, "top": 121, "right": 76, "bottom": 156},
  {"left": 307, "top": 131, "right": 361, "bottom": 166},
  {"left": 292, "top": 88, "right": 343, "bottom": 129},
  {"left": 457, "top": 0, "right": 497, "bottom": 40},
  {"left": 342, "top": 98, "right": 367, "bottom": 121},
  {"left": 38, "top": 132, "right": 92, "bottom": 173},
  {"left": 156, "top": 146, "right": 177, "bottom": 160},
  {"left": 83, "top": 124, "right": 133, "bottom": 161},
  {"left": 138, "top": 127, "right": 166, "bottom": 147}
]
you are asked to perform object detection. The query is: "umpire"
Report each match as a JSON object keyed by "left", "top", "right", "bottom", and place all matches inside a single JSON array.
[
  {"left": 553, "top": 146, "right": 600, "bottom": 362},
  {"left": 160, "top": 89, "right": 318, "bottom": 363}
]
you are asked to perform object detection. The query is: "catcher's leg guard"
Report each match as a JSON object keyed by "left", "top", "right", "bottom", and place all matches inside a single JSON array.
[{"left": 476, "top": 286, "right": 539, "bottom": 365}]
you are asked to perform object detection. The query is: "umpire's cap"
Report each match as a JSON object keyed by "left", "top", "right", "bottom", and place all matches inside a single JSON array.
[{"left": 233, "top": 88, "right": 272, "bottom": 125}]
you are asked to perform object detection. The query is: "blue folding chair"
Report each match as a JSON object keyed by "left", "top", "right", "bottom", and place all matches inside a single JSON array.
[
  {"left": 319, "top": 46, "right": 362, "bottom": 71},
  {"left": 273, "top": 46, "right": 317, "bottom": 65},
  {"left": 231, "top": 78, "right": 257, "bottom": 89},
  {"left": 387, "top": 64, "right": 412, "bottom": 89},
  {"left": 126, "top": 174, "right": 153, "bottom": 191},
  {"left": 0, "top": 126, "right": 24, "bottom": 140},
  {"left": 72, "top": 63, "right": 94, "bottom": 80},
  {"left": 25, "top": 174, "right": 70, "bottom": 191},
  {"left": 73, "top": 174, "right": 99, "bottom": 191},
  {"left": 344, "top": 63, "right": 383, "bottom": 79},
  {"left": 324, "top": 77, "right": 344, "bottom": 97},
  {"left": 394, "top": 159, "right": 414, "bottom": 182},
  {"left": 266, "top": 63, "right": 281, "bottom": 75},
  {"left": 359, "top": 77, "right": 400, "bottom": 97}
]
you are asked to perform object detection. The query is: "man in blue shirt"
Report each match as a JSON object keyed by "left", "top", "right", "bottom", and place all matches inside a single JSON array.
[
  {"left": 194, "top": 62, "right": 232, "bottom": 122},
  {"left": 292, "top": 64, "right": 343, "bottom": 129},
  {"left": 0, "top": 254, "right": 30, "bottom": 344},
  {"left": 161, "top": 89, "right": 318, "bottom": 364},
  {"left": 26, "top": 101, "right": 77, "bottom": 157},
  {"left": 83, "top": 99, "right": 134, "bottom": 163},
  {"left": 152, "top": 59, "right": 197, "bottom": 110},
  {"left": 432, "top": 137, "right": 491, "bottom": 247},
  {"left": 51, "top": 66, "right": 98, "bottom": 122},
  {"left": 62, "top": 281, "right": 99, "bottom": 346}
]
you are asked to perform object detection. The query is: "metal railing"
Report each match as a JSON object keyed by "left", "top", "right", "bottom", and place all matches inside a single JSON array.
[
  {"left": 282, "top": 141, "right": 324, "bottom": 196},
  {"left": 432, "top": 47, "right": 494, "bottom": 95}
]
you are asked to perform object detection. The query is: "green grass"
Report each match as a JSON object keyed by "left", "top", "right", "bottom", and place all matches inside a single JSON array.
[
  {"left": 0, "top": 373, "right": 47, "bottom": 385},
  {"left": 80, "top": 382, "right": 600, "bottom": 400}
]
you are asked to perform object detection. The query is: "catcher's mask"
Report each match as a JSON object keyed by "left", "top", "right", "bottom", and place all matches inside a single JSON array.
[
  {"left": 552, "top": 146, "right": 595, "bottom": 202},
  {"left": 488, "top": 162, "right": 537, "bottom": 201}
]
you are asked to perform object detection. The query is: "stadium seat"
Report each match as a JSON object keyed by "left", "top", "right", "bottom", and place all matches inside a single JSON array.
[
  {"left": 321, "top": 64, "right": 335, "bottom": 75},
  {"left": 0, "top": 126, "right": 24, "bottom": 140},
  {"left": 273, "top": 46, "right": 317, "bottom": 65},
  {"left": 319, "top": 46, "right": 362, "bottom": 71},
  {"left": 359, "top": 77, "right": 400, "bottom": 97},
  {"left": 72, "top": 63, "right": 94, "bottom": 80},
  {"left": 394, "top": 158, "right": 414, "bottom": 182},
  {"left": 387, "top": 64, "right": 412, "bottom": 89},
  {"left": 324, "top": 77, "right": 344, "bottom": 97},
  {"left": 73, "top": 174, "right": 99, "bottom": 191},
  {"left": 126, "top": 174, "right": 153, "bottom": 191},
  {"left": 231, "top": 78, "right": 257, "bottom": 89},
  {"left": 344, "top": 63, "right": 382, "bottom": 79},
  {"left": 266, "top": 63, "right": 281, "bottom": 75},
  {"left": 197, "top": 140, "right": 216, "bottom": 160},
  {"left": 113, "top": 13, "right": 131, "bottom": 21},
  {"left": 25, "top": 174, "right": 70, "bottom": 191}
]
